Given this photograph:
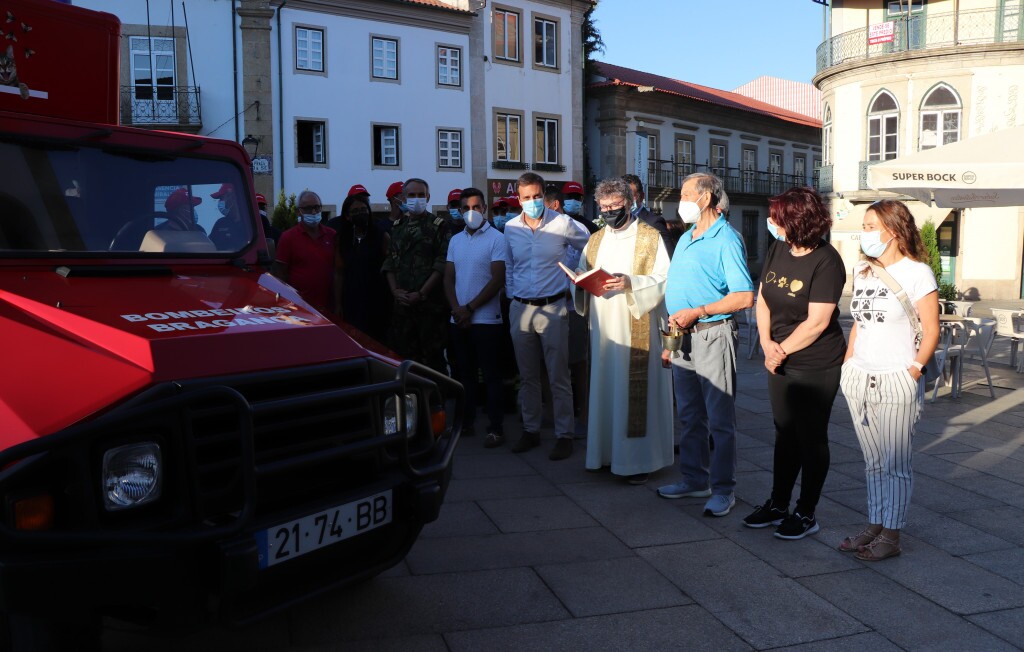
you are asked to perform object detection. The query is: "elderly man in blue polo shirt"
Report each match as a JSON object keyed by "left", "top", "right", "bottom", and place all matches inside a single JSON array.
[{"left": 657, "top": 173, "right": 754, "bottom": 517}]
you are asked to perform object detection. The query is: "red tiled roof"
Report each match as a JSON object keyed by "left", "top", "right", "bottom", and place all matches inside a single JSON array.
[
  {"left": 391, "top": 0, "right": 475, "bottom": 14},
  {"left": 590, "top": 62, "right": 822, "bottom": 129}
]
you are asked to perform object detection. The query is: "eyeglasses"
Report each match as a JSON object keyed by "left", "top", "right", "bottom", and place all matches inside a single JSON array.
[{"left": 298, "top": 204, "right": 322, "bottom": 214}]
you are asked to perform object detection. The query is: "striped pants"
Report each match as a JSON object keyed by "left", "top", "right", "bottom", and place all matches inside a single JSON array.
[{"left": 840, "top": 362, "right": 923, "bottom": 530}]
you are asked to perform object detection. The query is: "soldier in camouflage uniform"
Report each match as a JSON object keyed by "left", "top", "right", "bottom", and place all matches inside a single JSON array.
[{"left": 382, "top": 178, "right": 452, "bottom": 374}]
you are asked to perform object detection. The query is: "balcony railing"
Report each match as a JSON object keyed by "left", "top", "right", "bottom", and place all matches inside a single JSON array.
[
  {"left": 120, "top": 85, "right": 202, "bottom": 128},
  {"left": 817, "top": 7, "right": 1024, "bottom": 74},
  {"left": 648, "top": 159, "right": 812, "bottom": 196},
  {"left": 815, "top": 165, "right": 833, "bottom": 194},
  {"left": 859, "top": 160, "right": 883, "bottom": 190}
]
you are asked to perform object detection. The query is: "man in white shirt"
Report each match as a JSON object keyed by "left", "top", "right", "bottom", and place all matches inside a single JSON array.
[
  {"left": 444, "top": 188, "right": 507, "bottom": 447},
  {"left": 504, "top": 173, "right": 589, "bottom": 460}
]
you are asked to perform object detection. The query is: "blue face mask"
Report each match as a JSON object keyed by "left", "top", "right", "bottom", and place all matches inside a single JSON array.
[
  {"left": 631, "top": 201, "right": 641, "bottom": 216},
  {"left": 766, "top": 218, "right": 786, "bottom": 242},
  {"left": 399, "top": 203, "right": 410, "bottom": 213},
  {"left": 522, "top": 198, "right": 545, "bottom": 219},
  {"left": 450, "top": 208, "right": 463, "bottom": 221},
  {"left": 492, "top": 215, "right": 510, "bottom": 231},
  {"left": 563, "top": 199, "right": 582, "bottom": 215},
  {"left": 301, "top": 213, "right": 320, "bottom": 227},
  {"left": 217, "top": 199, "right": 230, "bottom": 216},
  {"left": 860, "top": 230, "right": 893, "bottom": 258}
]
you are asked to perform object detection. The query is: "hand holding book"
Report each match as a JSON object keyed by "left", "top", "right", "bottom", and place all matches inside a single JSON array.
[{"left": 558, "top": 261, "right": 620, "bottom": 297}]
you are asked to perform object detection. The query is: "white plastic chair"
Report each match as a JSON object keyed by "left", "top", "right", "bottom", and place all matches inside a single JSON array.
[
  {"left": 933, "top": 317, "right": 996, "bottom": 401},
  {"left": 990, "top": 308, "right": 1024, "bottom": 369},
  {"left": 947, "top": 300, "right": 974, "bottom": 317}
]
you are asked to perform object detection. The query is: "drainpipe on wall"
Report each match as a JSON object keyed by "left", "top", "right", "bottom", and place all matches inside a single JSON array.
[
  {"left": 277, "top": 0, "right": 288, "bottom": 197},
  {"left": 232, "top": 0, "right": 239, "bottom": 143}
]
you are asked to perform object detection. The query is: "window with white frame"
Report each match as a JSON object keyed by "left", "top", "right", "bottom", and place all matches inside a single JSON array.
[
  {"left": 887, "top": 0, "right": 925, "bottom": 14},
  {"left": 494, "top": 8, "right": 520, "bottom": 62},
  {"left": 647, "top": 134, "right": 658, "bottom": 163},
  {"left": 373, "top": 125, "right": 400, "bottom": 167},
  {"left": 437, "top": 45, "right": 461, "bottom": 87},
  {"left": 295, "top": 27, "right": 324, "bottom": 72},
  {"left": 794, "top": 156, "right": 806, "bottom": 184},
  {"left": 919, "top": 84, "right": 961, "bottom": 150},
  {"left": 867, "top": 91, "right": 899, "bottom": 161},
  {"left": 675, "top": 137, "right": 693, "bottom": 184},
  {"left": 130, "top": 36, "right": 175, "bottom": 101},
  {"left": 535, "top": 117, "right": 559, "bottom": 164},
  {"left": 742, "top": 148, "right": 756, "bottom": 192},
  {"left": 823, "top": 105, "right": 832, "bottom": 165},
  {"left": 438, "top": 129, "right": 462, "bottom": 168},
  {"left": 296, "top": 120, "right": 326, "bottom": 165},
  {"left": 534, "top": 17, "right": 557, "bottom": 68},
  {"left": 371, "top": 37, "right": 398, "bottom": 80},
  {"left": 711, "top": 143, "right": 727, "bottom": 176},
  {"left": 496, "top": 112, "right": 521, "bottom": 162}
]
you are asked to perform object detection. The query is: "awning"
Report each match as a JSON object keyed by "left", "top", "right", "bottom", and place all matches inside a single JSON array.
[
  {"left": 866, "top": 126, "right": 1024, "bottom": 209},
  {"left": 833, "top": 201, "right": 951, "bottom": 233}
]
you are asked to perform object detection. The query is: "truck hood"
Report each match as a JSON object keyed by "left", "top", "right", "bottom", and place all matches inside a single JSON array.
[{"left": 0, "top": 268, "right": 368, "bottom": 444}]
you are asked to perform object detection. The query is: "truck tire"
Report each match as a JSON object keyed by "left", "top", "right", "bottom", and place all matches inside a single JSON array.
[{"left": 0, "top": 613, "right": 101, "bottom": 652}]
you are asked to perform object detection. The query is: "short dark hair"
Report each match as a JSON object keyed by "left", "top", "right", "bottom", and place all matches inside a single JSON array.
[
  {"left": 516, "top": 172, "right": 545, "bottom": 191},
  {"left": 768, "top": 187, "right": 832, "bottom": 249},
  {"left": 404, "top": 177, "right": 429, "bottom": 193},
  {"left": 459, "top": 187, "right": 485, "bottom": 206},
  {"left": 544, "top": 184, "right": 563, "bottom": 204},
  {"left": 622, "top": 173, "right": 644, "bottom": 197}
]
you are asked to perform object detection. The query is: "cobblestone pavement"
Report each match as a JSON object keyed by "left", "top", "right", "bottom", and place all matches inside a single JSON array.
[{"left": 107, "top": 308, "right": 1024, "bottom": 650}]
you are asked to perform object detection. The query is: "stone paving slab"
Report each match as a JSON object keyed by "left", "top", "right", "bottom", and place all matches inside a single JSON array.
[
  {"left": 451, "top": 450, "right": 538, "bottom": 479},
  {"left": 946, "top": 505, "right": 1024, "bottom": 547},
  {"left": 444, "top": 605, "right": 753, "bottom": 652},
  {"left": 963, "top": 547, "right": 1024, "bottom": 586},
  {"left": 967, "top": 607, "right": 1024, "bottom": 647},
  {"left": 476, "top": 495, "right": 599, "bottom": 533},
  {"left": 799, "top": 568, "right": 1020, "bottom": 651},
  {"left": 419, "top": 501, "right": 500, "bottom": 539},
  {"left": 404, "top": 526, "right": 634, "bottom": 575},
  {"left": 533, "top": 557, "right": 693, "bottom": 617},
  {"left": 443, "top": 473, "right": 561, "bottom": 502},
  {"left": 289, "top": 568, "right": 569, "bottom": 643},
  {"left": 638, "top": 540, "right": 868, "bottom": 649},
  {"left": 772, "top": 632, "right": 903, "bottom": 651}
]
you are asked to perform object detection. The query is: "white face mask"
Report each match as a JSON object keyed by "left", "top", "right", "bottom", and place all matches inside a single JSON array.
[
  {"left": 408, "top": 197, "right": 428, "bottom": 214},
  {"left": 860, "top": 230, "right": 893, "bottom": 258},
  {"left": 677, "top": 201, "right": 701, "bottom": 224},
  {"left": 301, "top": 213, "right": 320, "bottom": 227},
  {"left": 463, "top": 209, "right": 485, "bottom": 230}
]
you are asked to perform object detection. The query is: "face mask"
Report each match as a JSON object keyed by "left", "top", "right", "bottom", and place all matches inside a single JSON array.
[
  {"left": 677, "top": 201, "right": 701, "bottom": 224},
  {"left": 860, "top": 230, "right": 893, "bottom": 258},
  {"left": 563, "top": 199, "right": 582, "bottom": 215},
  {"left": 492, "top": 215, "right": 510, "bottom": 231},
  {"left": 351, "top": 213, "right": 369, "bottom": 228},
  {"left": 631, "top": 201, "right": 641, "bottom": 216},
  {"left": 217, "top": 199, "right": 230, "bottom": 216},
  {"left": 600, "top": 206, "right": 630, "bottom": 230},
  {"left": 522, "top": 198, "right": 545, "bottom": 219},
  {"left": 766, "top": 218, "right": 786, "bottom": 242},
  {"left": 464, "top": 209, "right": 485, "bottom": 230},
  {"left": 449, "top": 208, "right": 463, "bottom": 221},
  {"left": 407, "top": 197, "right": 428, "bottom": 214},
  {"left": 301, "top": 213, "right": 320, "bottom": 227},
  {"left": 398, "top": 202, "right": 410, "bottom": 213},
  {"left": 507, "top": 211, "right": 521, "bottom": 219}
]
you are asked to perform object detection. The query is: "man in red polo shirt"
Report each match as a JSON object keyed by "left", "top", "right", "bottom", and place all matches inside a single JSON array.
[{"left": 272, "top": 190, "right": 336, "bottom": 314}]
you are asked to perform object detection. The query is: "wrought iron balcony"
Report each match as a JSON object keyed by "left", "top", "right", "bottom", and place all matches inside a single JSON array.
[
  {"left": 120, "top": 85, "right": 202, "bottom": 128},
  {"left": 817, "top": 7, "right": 1024, "bottom": 74},
  {"left": 815, "top": 165, "right": 833, "bottom": 194},
  {"left": 648, "top": 159, "right": 812, "bottom": 196},
  {"left": 859, "top": 160, "right": 883, "bottom": 190}
]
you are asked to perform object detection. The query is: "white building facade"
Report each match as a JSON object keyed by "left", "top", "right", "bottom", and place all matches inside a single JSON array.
[{"left": 815, "top": 0, "right": 1024, "bottom": 298}]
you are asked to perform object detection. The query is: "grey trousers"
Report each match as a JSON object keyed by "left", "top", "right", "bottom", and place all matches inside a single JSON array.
[
  {"left": 509, "top": 298, "right": 575, "bottom": 437},
  {"left": 671, "top": 320, "right": 739, "bottom": 495}
]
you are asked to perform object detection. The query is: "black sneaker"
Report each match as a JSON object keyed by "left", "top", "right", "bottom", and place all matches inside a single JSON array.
[
  {"left": 742, "top": 498, "right": 789, "bottom": 529},
  {"left": 548, "top": 437, "right": 573, "bottom": 461},
  {"left": 774, "top": 512, "right": 820, "bottom": 540},
  {"left": 510, "top": 431, "right": 540, "bottom": 453}
]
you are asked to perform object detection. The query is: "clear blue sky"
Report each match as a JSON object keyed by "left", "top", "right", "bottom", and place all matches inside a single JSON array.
[{"left": 592, "top": 0, "right": 828, "bottom": 90}]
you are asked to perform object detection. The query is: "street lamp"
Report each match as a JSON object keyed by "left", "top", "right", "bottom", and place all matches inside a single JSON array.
[{"left": 241, "top": 134, "right": 260, "bottom": 159}]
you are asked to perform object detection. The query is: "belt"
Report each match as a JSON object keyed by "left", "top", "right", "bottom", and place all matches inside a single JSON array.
[
  {"left": 513, "top": 293, "right": 565, "bottom": 307},
  {"left": 684, "top": 316, "right": 734, "bottom": 334}
]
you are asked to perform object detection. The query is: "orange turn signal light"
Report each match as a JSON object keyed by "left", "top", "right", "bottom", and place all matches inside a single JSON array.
[
  {"left": 14, "top": 494, "right": 54, "bottom": 531},
  {"left": 430, "top": 408, "right": 446, "bottom": 438}
]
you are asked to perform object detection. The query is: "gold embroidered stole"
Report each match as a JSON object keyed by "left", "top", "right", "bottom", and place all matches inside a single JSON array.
[{"left": 585, "top": 221, "right": 660, "bottom": 437}]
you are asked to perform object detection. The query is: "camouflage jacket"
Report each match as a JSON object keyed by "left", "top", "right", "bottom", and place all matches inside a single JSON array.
[{"left": 381, "top": 212, "right": 450, "bottom": 295}]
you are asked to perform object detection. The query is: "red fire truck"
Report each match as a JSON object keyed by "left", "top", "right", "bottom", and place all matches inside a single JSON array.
[{"left": 0, "top": 1, "right": 461, "bottom": 648}]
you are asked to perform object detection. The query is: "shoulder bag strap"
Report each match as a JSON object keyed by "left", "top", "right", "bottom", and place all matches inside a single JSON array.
[{"left": 866, "top": 261, "right": 924, "bottom": 344}]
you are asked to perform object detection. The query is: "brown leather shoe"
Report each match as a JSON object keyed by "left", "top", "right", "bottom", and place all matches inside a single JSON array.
[
  {"left": 510, "top": 431, "right": 540, "bottom": 453},
  {"left": 548, "top": 437, "right": 573, "bottom": 461}
]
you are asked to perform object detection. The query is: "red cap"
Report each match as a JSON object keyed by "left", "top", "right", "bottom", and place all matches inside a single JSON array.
[
  {"left": 211, "top": 183, "right": 234, "bottom": 199},
  {"left": 165, "top": 187, "right": 202, "bottom": 212},
  {"left": 255, "top": 193, "right": 267, "bottom": 205},
  {"left": 386, "top": 181, "right": 405, "bottom": 200},
  {"left": 505, "top": 195, "right": 521, "bottom": 210},
  {"left": 348, "top": 184, "right": 370, "bottom": 197},
  {"left": 447, "top": 189, "right": 462, "bottom": 204},
  {"left": 562, "top": 181, "right": 584, "bottom": 195},
  {"left": 491, "top": 198, "right": 508, "bottom": 209}
]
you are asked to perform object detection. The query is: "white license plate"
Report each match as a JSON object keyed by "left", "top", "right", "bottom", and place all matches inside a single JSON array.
[{"left": 256, "top": 489, "right": 393, "bottom": 569}]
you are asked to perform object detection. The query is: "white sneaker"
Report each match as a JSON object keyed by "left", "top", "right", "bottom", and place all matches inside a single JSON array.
[{"left": 703, "top": 493, "right": 735, "bottom": 517}]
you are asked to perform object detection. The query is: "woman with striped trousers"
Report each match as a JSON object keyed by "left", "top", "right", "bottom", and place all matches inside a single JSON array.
[{"left": 839, "top": 200, "right": 940, "bottom": 561}]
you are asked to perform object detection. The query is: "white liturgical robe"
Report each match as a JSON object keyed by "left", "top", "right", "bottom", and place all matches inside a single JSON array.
[{"left": 573, "top": 218, "right": 673, "bottom": 476}]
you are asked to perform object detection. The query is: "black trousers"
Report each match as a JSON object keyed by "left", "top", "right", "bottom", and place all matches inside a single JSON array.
[
  {"left": 450, "top": 322, "right": 506, "bottom": 435},
  {"left": 767, "top": 364, "right": 842, "bottom": 516}
]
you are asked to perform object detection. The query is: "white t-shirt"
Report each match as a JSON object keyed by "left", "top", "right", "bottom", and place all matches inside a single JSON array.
[
  {"left": 849, "top": 257, "right": 938, "bottom": 372},
  {"left": 446, "top": 221, "right": 507, "bottom": 325}
]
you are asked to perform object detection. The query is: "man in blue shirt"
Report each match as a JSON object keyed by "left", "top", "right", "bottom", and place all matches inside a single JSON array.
[{"left": 658, "top": 173, "right": 754, "bottom": 517}]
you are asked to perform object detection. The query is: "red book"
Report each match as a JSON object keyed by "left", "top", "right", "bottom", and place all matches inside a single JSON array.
[{"left": 558, "top": 262, "right": 615, "bottom": 297}]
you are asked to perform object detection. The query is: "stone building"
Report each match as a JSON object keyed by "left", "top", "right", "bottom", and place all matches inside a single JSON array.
[{"left": 815, "top": 0, "right": 1024, "bottom": 298}]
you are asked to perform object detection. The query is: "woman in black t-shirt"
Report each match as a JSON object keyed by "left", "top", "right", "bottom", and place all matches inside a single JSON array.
[
  {"left": 333, "top": 195, "right": 392, "bottom": 343},
  {"left": 741, "top": 187, "right": 846, "bottom": 540}
]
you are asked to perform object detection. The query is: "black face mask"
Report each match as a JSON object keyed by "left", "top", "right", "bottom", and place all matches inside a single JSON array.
[
  {"left": 351, "top": 213, "right": 370, "bottom": 228},
  {"left": 600, "top": 206, "right": 629, "bottom": 230}
]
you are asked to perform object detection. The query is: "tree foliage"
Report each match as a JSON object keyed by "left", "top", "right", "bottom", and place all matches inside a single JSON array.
[
  {"left": 271, "top": 189, "right": 297, "bottom": 231},
  {"left": 920, "top": 221, "right": 942, "bottom": 282}
]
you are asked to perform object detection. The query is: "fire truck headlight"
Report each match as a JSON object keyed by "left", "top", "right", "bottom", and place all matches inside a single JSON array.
[
  {"left": 383, "top": 394, "right": 418, "bottom": 438},
  {"left": 102, "top": 442, "right": 163, "bottom": 511}
]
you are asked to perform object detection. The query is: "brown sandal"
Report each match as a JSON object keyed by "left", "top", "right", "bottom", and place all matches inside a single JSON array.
[
  {"left": 855, "top": 533, "right": 901, "bottom": 561},
  {"left": 838, "top": 528, "right": 880, "bottom": 553}
]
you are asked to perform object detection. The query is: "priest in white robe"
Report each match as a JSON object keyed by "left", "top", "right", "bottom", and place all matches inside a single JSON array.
[{"left": 572, "top": 177, "right": 673, "bottom": 484}]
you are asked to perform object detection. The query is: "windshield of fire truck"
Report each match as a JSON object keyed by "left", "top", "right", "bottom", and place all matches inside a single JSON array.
[{"left": 0, "top": 139, "right": 255, "bottom": 256}]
